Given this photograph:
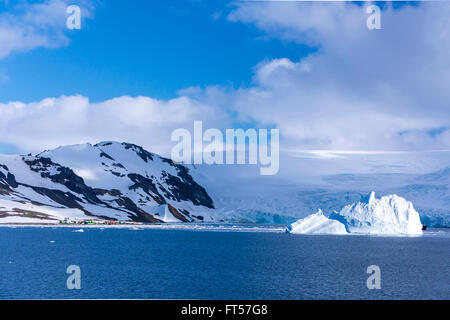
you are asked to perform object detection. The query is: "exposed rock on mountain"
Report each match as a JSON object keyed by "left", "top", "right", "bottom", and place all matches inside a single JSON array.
[{"left": 0, "top": 142, "right": 214, "bottom": 223}]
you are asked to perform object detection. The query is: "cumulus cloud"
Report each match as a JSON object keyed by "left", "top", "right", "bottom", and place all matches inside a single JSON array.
[
  {"left": 0, "top": 94, "right": 230, "bottom": 155},
  {"left": 1, "top": 2, "right": 450, "bottom": 158},
  {"left": 224, "top": 2, "right": 450, "bottom": 151},
  {"left": 0, "top": 0, "right": 92, "bottom": 59}
]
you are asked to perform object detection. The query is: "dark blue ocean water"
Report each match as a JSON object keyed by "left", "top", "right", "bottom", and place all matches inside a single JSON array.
[{"left": 0, "top": 226, "right": 448, "bottom": 299}]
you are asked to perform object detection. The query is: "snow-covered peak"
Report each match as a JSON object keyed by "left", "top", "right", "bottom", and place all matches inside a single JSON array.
[
  {"left": 0, "top": 142, "right": 215, "bottom": 224},
  {"left": 39, "top": 141, "right": 164, "bottom": 183},
  {"left": 94, "top": 141, "right": 117, "bottom": 147}
]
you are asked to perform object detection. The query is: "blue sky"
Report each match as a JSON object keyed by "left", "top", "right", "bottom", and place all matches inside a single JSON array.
[
  {"left": 0, "top": 0, "right": 311, "bottom": 102},
  {"left": 0, "top": 1, "right": 449, "bottom": 161}
]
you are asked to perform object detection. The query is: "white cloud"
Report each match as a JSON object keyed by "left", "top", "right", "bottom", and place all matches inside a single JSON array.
[
  {"left": 1, "top": 2, "right": 450, "bottom": 160},
  {"left": 0, "top": 94, "right": 230, "bottom": 155},
  {"left": 224, "top": 2, "right": 450, "bottom": 151},
  {"left": 0, "top": 0, "right": 92, "bottom": 59}
]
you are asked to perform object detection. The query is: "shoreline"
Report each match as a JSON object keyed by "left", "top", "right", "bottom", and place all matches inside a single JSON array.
[
  {"left": 0, "top": 222, "right": 286, "bottom": 233},
  {"left": 0, "top": 223, "right": 448, "bottom": 238}
]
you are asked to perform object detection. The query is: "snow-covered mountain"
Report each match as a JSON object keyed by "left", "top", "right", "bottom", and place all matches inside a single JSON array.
[
  {"left": 0, "top": 142, "right": 449, "bottom": 227},
  {"left": 0, "top": 142, "right": 214, "bottom": 224}
]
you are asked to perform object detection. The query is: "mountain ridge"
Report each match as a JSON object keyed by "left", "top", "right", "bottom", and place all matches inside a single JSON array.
[
  {"left": 1, "top": 142, "right": 449, "bottom": 227},
  {"left": 0, "top": 141, "right": 215, "bottom": 223}
]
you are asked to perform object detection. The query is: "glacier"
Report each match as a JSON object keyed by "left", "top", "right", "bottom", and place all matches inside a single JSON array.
[
  {"left": 190, "top": 158, "right": 450, "bottom": 228},
  {"left": 0, "top": 141, "right": 448, "bottom": 228}
]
